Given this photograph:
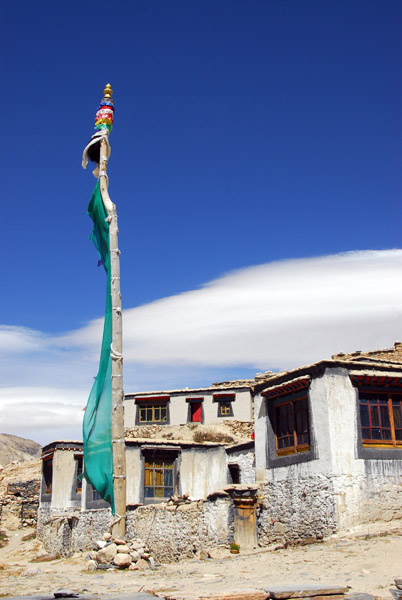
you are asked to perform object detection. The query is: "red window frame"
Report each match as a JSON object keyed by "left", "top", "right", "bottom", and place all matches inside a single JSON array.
[{"left": 359, "top": 390, "right": 402, "bottom": 448}]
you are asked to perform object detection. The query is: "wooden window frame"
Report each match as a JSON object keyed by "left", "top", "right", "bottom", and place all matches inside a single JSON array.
[
  {"left": 359, "top": 389, "right": 402, "bottom": 449},
  {"left": 273, "top": 396, "right": 310, "bottom": 457},
  {"left": 135, "top": 396, "right": 170, "bottom": 425},
  {"left": 143, "top": 450, "right": 178, "bottom": 503}
]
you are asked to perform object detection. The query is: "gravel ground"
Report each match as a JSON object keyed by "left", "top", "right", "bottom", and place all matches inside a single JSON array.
[{"left": 0, "top": 520, "right": 401, "bottom": 600}]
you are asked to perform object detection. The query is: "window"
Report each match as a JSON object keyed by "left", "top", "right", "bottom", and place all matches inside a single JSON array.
[
  {"left": 43, "top": 456, "right": 53, "bottom": 495},
  {"left": 228, "top": 463, "right": 240, "bottom": 484},
  {"left": 75, "top": 454, "right": 83, "bottom": 494},
  {"left": 273, "top": 396, "right": 310, "bottom": 456},
  {"left": 143, "top": 450, "right": 178, "bottom": 502},
  {"left": 186, "top": 398, "right": 204, "bottom": 423},
  {"left": 92, "top": 489, "right": 102, "bottom": 501},
  {"left": 359, "top": 391, "right": 402, "bottom": 448},
  {"left": 213, "top": 394, "right": 235, "bottom": 418},
  {"left": 85, "top": 483, "right": 109, "bottom": 509},
  {"left": 135, "top": 396, "right": 170, "bottom": 424}
]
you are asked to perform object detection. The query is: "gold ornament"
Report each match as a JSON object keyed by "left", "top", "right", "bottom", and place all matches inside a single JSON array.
[{"left": 103, "top": 83, "right": 113, "bottom": 99}]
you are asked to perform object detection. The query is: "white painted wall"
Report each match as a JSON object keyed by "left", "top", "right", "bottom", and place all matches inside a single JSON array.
[
  {"left": 125, "top": 444, "right": 227, "bottom": 503},
  {"left": 126, "top": 446, "right": 142, "bottom": 505},
  {"left": 180, "top": 446, "right": 227, "bottom": 499},
  {"left": 51, "top": 450, "right": 78, "bottom": 509},
  {"left": 124, "top": 399, "right": 135, "bottom": 426},
  {"left": 124, "top": 389, "right": 253, "bottom": 428},
  {"left": 253, "top": 394, "right": 268, "bottom": 482}
]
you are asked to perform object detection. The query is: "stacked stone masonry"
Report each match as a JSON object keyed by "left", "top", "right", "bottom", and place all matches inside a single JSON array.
[
  {"left": 2, "top": 479, "right": 40, "bottom": 527},
  {"left": 37, "top": 497, "right": 233, "bottom": 562},
  {"left": 257, "top": 475, "right": 337, "bottom": 546}
]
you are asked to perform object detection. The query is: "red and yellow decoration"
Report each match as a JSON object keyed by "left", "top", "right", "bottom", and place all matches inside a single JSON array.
[{"left": 95, "top": 83, "right": 114, "bottom": 132}]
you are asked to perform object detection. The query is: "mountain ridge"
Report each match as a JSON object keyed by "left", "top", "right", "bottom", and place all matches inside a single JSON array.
[{"left": 0, "top": 433, "right": 41, "bottom": 466}]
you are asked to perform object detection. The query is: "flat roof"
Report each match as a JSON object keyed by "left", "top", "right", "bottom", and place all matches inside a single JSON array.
[{"left": 254, "top": 358, "right": 402, "bottom": 395}]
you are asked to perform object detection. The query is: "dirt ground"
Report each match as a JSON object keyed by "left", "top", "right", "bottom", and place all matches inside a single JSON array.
[{"left": 0, "top": 517, "right": 401, "bottom": 600}]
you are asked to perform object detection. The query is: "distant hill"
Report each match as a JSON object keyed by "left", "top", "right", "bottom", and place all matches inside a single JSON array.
[{"left": 0, "top": 433, "right": 41, "bottom": 466}]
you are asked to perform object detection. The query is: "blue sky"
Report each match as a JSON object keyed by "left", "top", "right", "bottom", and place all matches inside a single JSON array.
[{"left": 2, "top": 1, "right": 401, "bottom": 443}]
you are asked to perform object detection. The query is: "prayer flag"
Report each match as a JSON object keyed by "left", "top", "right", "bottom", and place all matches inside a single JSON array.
[{"left": 82, "top": 181, "right": 115, "bottom": 512}]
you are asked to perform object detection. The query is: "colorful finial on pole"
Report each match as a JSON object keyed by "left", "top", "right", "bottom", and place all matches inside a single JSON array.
[
  {"left": 95, "top": 84, "right": 114, "bottom": 133},
  {"left": 82, "top": 83, "right": 114, "bottom": 177}
]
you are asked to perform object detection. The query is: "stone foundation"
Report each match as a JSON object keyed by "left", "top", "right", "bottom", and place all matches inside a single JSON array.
[{"left": 257, "top": 475, "right": 338, "bottom": 546}]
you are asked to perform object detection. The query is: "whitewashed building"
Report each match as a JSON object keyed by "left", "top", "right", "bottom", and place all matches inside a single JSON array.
[
  {"left": 37, "top": 344, "right": 402, "bottom": 558},
  {"left": 254, "top": 349, "right": 402, "bottom": 544},
  {"left": 124, "top": 381, "right": 254, "bottom": 427}
]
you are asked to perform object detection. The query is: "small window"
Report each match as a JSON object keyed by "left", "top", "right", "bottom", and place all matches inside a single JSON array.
[
  {"left": 213, "top": 394, "right": 235, "bottom": 418},
  {"left": 135, "top": 396, "right": 170, "bottom": 424},
  {"left": 143, "top": 450, "right": 177, "bottom": 502},
  {"left": 75, "top": 455, "right": 83, "bottom": 494},
  {"left": 359, "top": 391, "right": 402, "bottom": 448},
  {"left": 228, "top": 463, "right": 240, "bottom": 484},
  {"left": 273, "top": 396, "right": 310, "bottom": 456},
  {"left": 43, "top": 456, "right": 53, "bottom": 494},
  {"left": 92, "top": 488, "right": 102, "bottom": 501}
]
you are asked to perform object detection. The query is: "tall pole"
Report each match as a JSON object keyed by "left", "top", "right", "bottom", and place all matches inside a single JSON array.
[
  {"left": 84, "top": 84, "right": 126, "bottom": 537},
  {"left": 100, "top": 139, "right": 126, "bottom": 538}
]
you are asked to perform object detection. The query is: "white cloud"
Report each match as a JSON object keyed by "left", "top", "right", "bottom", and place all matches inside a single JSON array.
[
  {"left": 0, "top": 326, "right": 47, "bottom": 354},
  {"left": 120, "top": 249, "right": 402, "bottom": 368},
  {"left": 1, "top": 249, "right": 402, "bottom": 444},
  {"left": 0, "top": 387, "right": 86, "bottom": 444}
]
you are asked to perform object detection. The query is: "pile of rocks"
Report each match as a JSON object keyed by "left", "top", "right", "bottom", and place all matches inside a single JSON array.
[
  {"left": 223, "top": 420, "right": 254, "bottom": 439},
  {"left": 125, "top": 424, "right": 164, "bottom": 439},
  {"left": 86, "top": 533, "right": 156, "bottom": 571}
]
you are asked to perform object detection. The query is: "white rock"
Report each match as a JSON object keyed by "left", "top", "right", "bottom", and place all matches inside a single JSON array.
[
  {"left": 96, "top": 543, "right": 118, "bottom": 564},
  {"left": 95, "top": 540, "right": 107, "bottom": 549}
]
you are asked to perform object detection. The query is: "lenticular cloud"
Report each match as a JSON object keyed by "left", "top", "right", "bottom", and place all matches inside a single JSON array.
[{"left": 119, "top": 249, "right": 402, "bottom": 369}]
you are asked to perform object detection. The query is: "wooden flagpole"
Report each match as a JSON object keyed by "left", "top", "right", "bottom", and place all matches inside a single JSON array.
[{"left": 97, "top": 85, "right": 126, "bottom": 538}]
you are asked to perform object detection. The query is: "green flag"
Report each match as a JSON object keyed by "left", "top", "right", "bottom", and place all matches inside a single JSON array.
[{"left": 82, "top": 181, "right": 115, "bottom": 513}]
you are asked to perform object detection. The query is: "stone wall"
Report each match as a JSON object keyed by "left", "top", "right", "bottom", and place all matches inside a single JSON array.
[
  {"left": 1, "top": 479, "right": 40, "bottom": 527},
  {"left": 257, "top": 474, "right": 338, "bottom": 546},
  {"left": 332, "top": 341, "right": 402, "bottom": 363},
  {"left": 126, "top": 497, "right": 232, "bottom": 562},
  {"left": 37, "top": 507, "right": 112, "bottom": 556},
  {"left": 37, "top": 497, "right": 233, "bottom": 562},
  {"left": 356, "top": 464, "right": 402, "bottom": 525}
]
